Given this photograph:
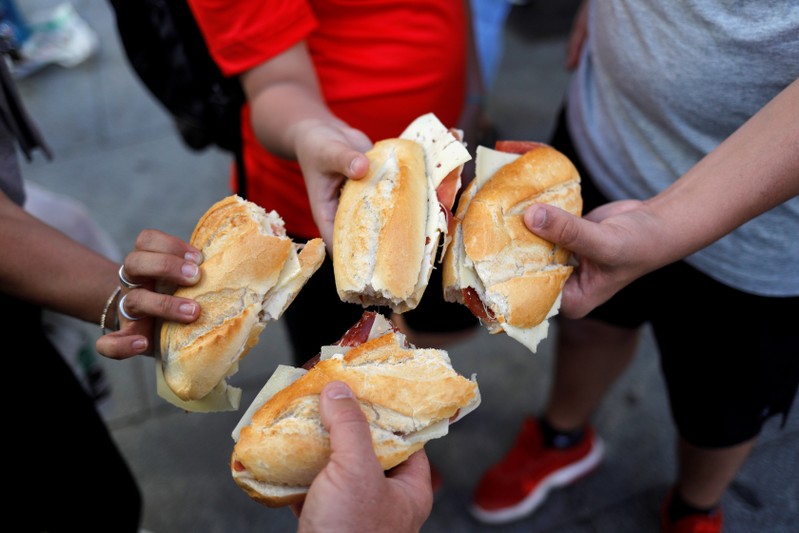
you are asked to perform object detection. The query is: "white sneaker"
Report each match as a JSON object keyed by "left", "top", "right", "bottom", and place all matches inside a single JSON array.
[{"left": 12, "top": 3, "right": 99, "bottom": 78}]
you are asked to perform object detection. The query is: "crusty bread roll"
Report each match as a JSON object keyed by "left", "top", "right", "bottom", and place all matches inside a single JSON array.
[
  {"left": 158, "top": 195, "right": 325, "bottom": 411},
  {"left": 230, "top": 312, "right": 480, "bottom": 507},
  {"left": 442, "top": 143, "right": 582, "bottom": 352},
  {"left": 333, "top": 113, "right": 471, "bottom": 313}
]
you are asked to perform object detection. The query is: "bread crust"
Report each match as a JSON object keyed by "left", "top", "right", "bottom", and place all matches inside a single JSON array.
[
  {"left": 160, "top": 195, "right": 324, "bottom": 401},
  {"left": 333, "top": 138, "right": 430, "bottom": 308},
  {"left": 443, "top": 144, "right": 582, "bottom": 333},
  {"left": 231, "top": 330, "right": 478, "bottom": 507}
]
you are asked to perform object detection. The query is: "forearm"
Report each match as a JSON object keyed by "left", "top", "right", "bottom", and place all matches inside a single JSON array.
[
  {"left": 0, "top": 200, "right": 118, "bottom": 324},
  {"left": 241, "top": 42, "right": 343, "bottom": 160},
  {"left": 641, "top": 78, "right": 799, "bottom": 266}
]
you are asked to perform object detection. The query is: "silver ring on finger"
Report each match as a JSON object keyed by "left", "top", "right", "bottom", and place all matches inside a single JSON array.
[
  {"left": 118, "top": 264, "right": 142, "bottom": 289},
  {"left": 118, "top": 293, "right": 143, "bottom": 321}
]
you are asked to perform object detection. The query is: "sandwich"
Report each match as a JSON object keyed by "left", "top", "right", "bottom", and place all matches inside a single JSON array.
[
  {"left": 230, "top": 311, "right": 481, "bottom": 507},
  {"left": 157, "top": 195, "right": 325, "bottom": 412},
  {"left": 333, "top": 112, "right": 471, "bottom": 313},
  {"left": 442, "top": 141, "right": 582, "bottom": 352}
]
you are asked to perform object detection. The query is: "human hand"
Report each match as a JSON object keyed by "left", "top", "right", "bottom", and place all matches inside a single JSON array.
[
  {"left": 524, "top": 199, "right": 662, "bottom": 318},
  {"left": 292, "top": 119, "right": 372, "bottom": 248},
  {"left": 96, "top": 229, "right": 202, "bottom": 359},
  {"left": 293, "top": 382, "right": 433, "bottom": 533},
  {"left": 565, "top": 0, "right": 589, "bottom": 70}
]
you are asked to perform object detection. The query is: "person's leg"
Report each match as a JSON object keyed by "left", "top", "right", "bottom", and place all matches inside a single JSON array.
[
  {"left": 653, "top": 261, "right": 799, "bottom": 530},
  {"left": 546, "top": 317, "right": 639, "bottom": 431},
  {"left": 471, "top": 105, "right": 652, "bottom": 524},
  {"left": 675, "top": 437, "right": 755, "bottom": 509}
]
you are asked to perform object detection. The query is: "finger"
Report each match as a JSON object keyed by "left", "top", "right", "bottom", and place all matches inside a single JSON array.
[
  {"left": 318, "top": 140, "right": 370, "bottom": 181},
  {"left": 123, "top": 251, "right": 201, "bottom": 288},
  {"left": 525, "top": 203, "right": 584, "bottom": 248},
  {"left": 319, "top": 382, "right": 380, "bottom": 469},
  {"left": 385, "top": 449, "right": 434, "bottom": 524},
  {"left": 119, "top": 289, "right": 200, "bottom": 324},
  {"left": 582, "top": 199, "right": 641, "bottom": 223},
  {"left": 386, "top": 448, "right": 430, "bottom": 484},
  {"left": 289, "top": 499, "right": 304, "bottom": 518},
  {"left": 346, "top": 152, "right": 370, "bottom": 180},
  {"left": 96, "top": 330, "right": 149, "bottom": 359},
  {"left": 133, "top": 228, "right": 203, "bottom": 261}
]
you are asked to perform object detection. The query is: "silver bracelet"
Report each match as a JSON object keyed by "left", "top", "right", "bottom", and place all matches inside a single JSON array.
[{"left": 100, "top": 286, "right": 122, "bottom": 334}]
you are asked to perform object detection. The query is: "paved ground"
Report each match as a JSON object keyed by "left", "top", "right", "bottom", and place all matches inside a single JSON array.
[{"left": 16, "top": 1, "right": 798, "bottom": 532}]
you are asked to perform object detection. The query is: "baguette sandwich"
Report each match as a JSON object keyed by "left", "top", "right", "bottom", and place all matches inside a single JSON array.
[
  {"left": 230, "top": 311, "right": 481, "bottom": 507},
  {"left": 333, "top": 113, "right": 471, "bottom": 313},
  {"left": 442, "top": 141, "right": 582, "bottom": 352},
  {"left": 157, "top": 195, "right": 325, "bottom": 412}
]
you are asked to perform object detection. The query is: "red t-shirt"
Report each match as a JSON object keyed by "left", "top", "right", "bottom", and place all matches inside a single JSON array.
[{"left": 188, "top": 0, "right": 467, "bottom": 239}]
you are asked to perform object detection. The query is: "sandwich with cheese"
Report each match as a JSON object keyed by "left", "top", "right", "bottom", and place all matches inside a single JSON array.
[
  {"left": 230, "top": 311, "right": 481, "bottom": 507},
  {"left": 158, "top": 195, "right": 325, "bottom": 412},
  {"left": 333, "top": 113, "right": 471, "bottom": 313},
  {"left": 442, "top": 141, "right": 582, "bottom": 352}
]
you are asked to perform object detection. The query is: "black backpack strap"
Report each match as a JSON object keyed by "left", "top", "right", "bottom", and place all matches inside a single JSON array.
[{"left": 234, "top": 144, "right": 247, "bottom": 199}]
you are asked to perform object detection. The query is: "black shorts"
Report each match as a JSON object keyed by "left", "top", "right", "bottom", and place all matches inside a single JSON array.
[
  {"left": 282, "top": 243, "right": 478, "bottom": 366},
  {"left": 549, "top": 109, "right": 799, "bottom": 448}
]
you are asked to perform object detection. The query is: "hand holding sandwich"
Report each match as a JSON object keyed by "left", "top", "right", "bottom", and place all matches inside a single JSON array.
[
  {"left": 294, "top": 382, "right": 433, "bottom": 533},
  {"left": 525, "top": 79, "right": 799, "bottom": 319},
  {"left": 96, "top": 228, "right": 204, "bottom": 359},
  {"left": 292, "top": 117, "right": 372, "bottom": 248}
]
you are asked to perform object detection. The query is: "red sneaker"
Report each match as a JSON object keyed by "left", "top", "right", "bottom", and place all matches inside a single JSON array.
[
  {"left": 661, "top": 490, "right": 723, "bottom": 533},
  {"left": 471, "top": 416, "right": 604, "bottom": 524}
]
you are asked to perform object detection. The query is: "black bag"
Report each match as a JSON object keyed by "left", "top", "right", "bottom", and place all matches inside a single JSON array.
[{"left": 107, "top": 0, "right": 247, "bottom": 194}]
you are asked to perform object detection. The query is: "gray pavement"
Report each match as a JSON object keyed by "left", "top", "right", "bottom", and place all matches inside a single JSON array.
[{"left": 17, "top": 1, "right": 798, "bottom": 532}]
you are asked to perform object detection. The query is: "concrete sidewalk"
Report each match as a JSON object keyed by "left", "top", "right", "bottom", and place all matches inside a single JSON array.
[{"left": 16, "top": 1, "right": 798, "bottom": 532}]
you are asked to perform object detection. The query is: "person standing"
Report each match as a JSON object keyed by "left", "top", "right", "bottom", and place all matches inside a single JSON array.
[
  {"left": 185, "top": 0, "right": 481, "bottom": 365},
  {"left": 469, "top": 2, "right": 799, "bottom": 532}
]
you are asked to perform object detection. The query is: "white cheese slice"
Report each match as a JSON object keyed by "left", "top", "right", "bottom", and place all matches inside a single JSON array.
[
  {"left": 500, "top": 292, "right": 562, "bottom": 353},
  {"left": 474, "top": 145, "right": 519, "bottom": 189},
  {"left": 231, "top": 364, "right": 308, "bottom": 441},
  {"left": 400, "top": 112, "right": 471, "bottom": 189},
  {"left": 156, "top": 358, "right": 241, "bottom": 412}
]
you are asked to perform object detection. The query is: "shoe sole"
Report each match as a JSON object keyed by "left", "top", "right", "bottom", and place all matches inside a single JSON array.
[{"left": 471, "top": 436, "right": 605, "bottom": 525}]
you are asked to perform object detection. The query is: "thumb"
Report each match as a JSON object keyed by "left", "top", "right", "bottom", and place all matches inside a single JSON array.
[
  {"left": 319, "top": 381, "right": 380, "bottom": 468},
  {"left": 525, "top": 204, "right": 582, "bottom": 245},
  {"left": 524, "top": 203, "right": 605, "bottom": 260}
]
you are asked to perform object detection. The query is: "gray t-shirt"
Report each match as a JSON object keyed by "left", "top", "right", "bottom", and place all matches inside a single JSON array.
[{"left": 567, "top": 0, "right": 799, "bottom": 296}]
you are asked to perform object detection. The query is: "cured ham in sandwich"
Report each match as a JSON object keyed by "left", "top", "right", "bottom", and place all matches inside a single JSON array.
[
  {"left": 442, "top": 141, "right": 582, "bottom": 352},
  {"left": 230, "top": 311, "right": 481, "bottom": 507}
]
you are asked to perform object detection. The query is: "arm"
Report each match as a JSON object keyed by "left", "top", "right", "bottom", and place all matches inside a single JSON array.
[
  {"left": 240, "top": 42, "right": 371, "bottom": 246},
  {"left": 294, "top": 382, "right": 433, "bottom": 533},
  {"left": 0, "top": 189, "right": 118, "bottom": 322},
  {"left": 0, "top": 192, "right": 201, "bottom": 358},
  {"left": 525, "top": 78, "right": 799, "bottom": 318},
  {"left": 565, "top": 0, "right": 589, "bottom": 71}
]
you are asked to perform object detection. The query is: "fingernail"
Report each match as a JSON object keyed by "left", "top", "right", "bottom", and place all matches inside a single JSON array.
[
  {"left": 132, "top": 339, "right": 147, "bottom": 352},
  {"left": 531, "top": 206, "right": 547, "bottom": 228},
  {"left": 184, "top": 251, "right": 202, "bottom": 264},
  {"left": 326, "top": 382, "right": 353, "bottom": 400},
  {"left": 181, "top": 262, "right": 199, "bottom": 279},
  {"left": 179, "top": 302, "right": 197, "bottom": 316},
  {"left": 348, "top": 158, "right": 359, "bottom": 176}
]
